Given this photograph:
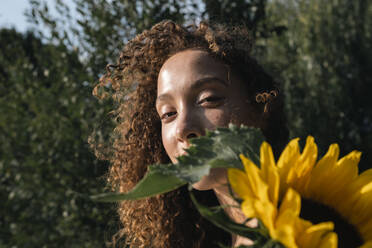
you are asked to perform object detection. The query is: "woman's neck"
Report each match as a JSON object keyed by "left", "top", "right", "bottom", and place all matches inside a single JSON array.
[{"left": 213, "top": 185, "right": 257, "bottom": 247}]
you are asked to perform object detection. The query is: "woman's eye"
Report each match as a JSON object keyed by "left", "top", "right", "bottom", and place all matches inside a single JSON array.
[
  {"left": 161, "top": 111, "right": 177, "bottom": 121},
  {"left": 198, "top": 96, "right": 225, "bottom": 106}
]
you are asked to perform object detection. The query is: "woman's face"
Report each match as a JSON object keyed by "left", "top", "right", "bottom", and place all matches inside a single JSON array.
[{"left": 156, "top": 49, "right": 261, "bottom": 190}]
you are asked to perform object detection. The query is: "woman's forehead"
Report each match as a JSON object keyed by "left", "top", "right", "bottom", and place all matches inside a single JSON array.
[
  {"left": 159, "top": 50, "right": 228, "bottom": 81},
  {"left": 157, "top": 50, "right": 230, "bottom": 94},
  {"left": 161, "top": 49, "right": 225, "bottom": 70}
]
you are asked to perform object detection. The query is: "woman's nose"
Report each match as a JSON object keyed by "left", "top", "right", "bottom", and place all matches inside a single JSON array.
[{"left": 175, "top": 112, "right": 204, "bottom": 142}]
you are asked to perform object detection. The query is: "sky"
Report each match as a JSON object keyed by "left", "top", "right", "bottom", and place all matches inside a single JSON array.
[
  {"left": 0, "top": 0, "right": 204, "bottom": 33},
  {"left": 0, "top": 0, "right": 76, "bottom": 32},
  {"left": 0, "top": 0, "right": 31, "bottom": 32}
]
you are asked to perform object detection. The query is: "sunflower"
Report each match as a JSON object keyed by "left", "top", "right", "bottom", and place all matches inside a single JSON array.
[{"left": 228, "top": 137, "right": 372, "bottom": 248}]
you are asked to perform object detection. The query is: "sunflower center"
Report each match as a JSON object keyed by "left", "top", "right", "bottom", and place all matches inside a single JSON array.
[{"left": 300, "top": 198, "right": 363, "bottom": 248}]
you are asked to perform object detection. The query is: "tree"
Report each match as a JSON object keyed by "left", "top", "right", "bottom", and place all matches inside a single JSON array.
[
  {"left": 26, "top": 0, "right": 193, "bottom": 78},
  {"left": 202, "top": 0, "right": 286, "bottom": 39},
  {"left": 0, "top": 28, "right": 117, "bottom": 247},
  {"left": 2, "top": 1, "right": 199, "bottom": 246},
  {"left": 259, "top": 0, "right": 372, "bottom": 171}
]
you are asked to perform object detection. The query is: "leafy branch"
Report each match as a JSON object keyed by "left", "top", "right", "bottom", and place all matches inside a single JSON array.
[{"left": 91, "top": 124, "right": 264, "bottom": 201}]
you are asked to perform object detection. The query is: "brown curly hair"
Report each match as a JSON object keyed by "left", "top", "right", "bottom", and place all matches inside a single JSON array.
[{"left": 92, "top": 20, "right": 288, "bottom": 248}]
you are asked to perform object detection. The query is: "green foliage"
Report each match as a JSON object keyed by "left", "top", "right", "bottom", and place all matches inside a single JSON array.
[
  {"left": 93, "top": 124, "right": 372, "bottom": 248},
  {"left": 1, "top": 1, "right": 199, "bottom": 246},
  {"left": 93, "top": 126, "right": 284, "bottom": 247},
  {"left": 151, "top": 126, "right": 263, "bottom": 183},
  {"left": 202, "top": 0, "right": 287, "bottom": 39},
  {"left": 0, "top": 28, "right": 117, "bottom": 247},
  {"left": 189, "top": 191, "right": 266, "bottom": 241},
  {"left": 26, "top": 0, "right": 194, "bottom": 77},
  {"left": 92, "top": 168, "right": 186, "bottom": 202},
  {"left": 258, "top": 0, "right": 372, "bottom": 171},
  {"left": 92, "top": 126, "right": 263, "bottom": 202},
  {"left": 190, "top": 192, "right": 285, "bottom": 248}
]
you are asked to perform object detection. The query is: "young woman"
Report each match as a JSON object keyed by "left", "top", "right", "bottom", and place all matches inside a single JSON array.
[{"left": 93, "top": 20, "right": 288, "bottom": 247}]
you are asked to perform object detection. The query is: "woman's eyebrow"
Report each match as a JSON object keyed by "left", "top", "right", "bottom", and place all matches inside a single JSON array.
[
  {"left": 191, "top": 77, "right": 228, "bottom": 90},
  {"left": 156, "top": 93, "right": 172, "bottom": 106},
  {"left": 156, "top": 77, "right": 227, "bottom": 105}
]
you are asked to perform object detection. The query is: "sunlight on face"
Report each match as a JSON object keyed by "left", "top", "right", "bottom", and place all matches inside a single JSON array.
[{"left": 156, "top": 49, "right": 260, "bottom": 190}]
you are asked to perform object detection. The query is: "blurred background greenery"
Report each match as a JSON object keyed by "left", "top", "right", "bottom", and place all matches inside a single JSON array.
[{"left": 1, "top": 0, "right": 371, "bottom": 247}]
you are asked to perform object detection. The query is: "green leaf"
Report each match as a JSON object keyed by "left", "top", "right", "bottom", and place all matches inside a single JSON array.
[
  {"left": 190, "top": 191, "right": 285, "bottom": 248},
  {"left": 201, "top": 125, "right": 263, "bottom": 167},
  {"left": 152, "top": 125, "right": 264, "bottom": 184},
  {"left": 91, "top": 168, "right": 186, "bottom": 202},
  {"left": 189, "top": 191, "right": 265, "bottom": 241},
  {"left": 91, "top": 125, "right": 264, "bottom": 201}
]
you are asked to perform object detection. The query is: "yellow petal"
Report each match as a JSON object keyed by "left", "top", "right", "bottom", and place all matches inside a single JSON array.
[
  {"left": 277, "top": 138, "right": 300, "bottom": 196},
  {"left": 273, "top": 189, "right": 302, "bottom": 248},
  {"left": 260, "top": 142, "right": 280, "bottom": 206},
  {"left": 339, "top": 168, "right": 372, "bottom": 225},
  {"left": 359, "top": 240, "right": 372, "bottom": 248},
  {"left": 306, "top": 221, "right": 334, "bottom": 234},
  {"left": 279, "top": 188, "right": 301, "bottom": 218},
  {"left": 290, "top": 136, "right": 317, "bottom": 192},
  {"left": 360, "top": 217, "right": 372, "bottom": 241},
  {"left": 349, "top": 188, "right": 372, "bottom": 231},
  {"left": 361, "top": 181, "right": 372, "bottom": 194},
  {"left": 260, "top": 141, "right": 276, "bottom": 181},
  {"left": 274, "top": 210, "right": 298, "bottom": 248},
  {"left": 294, "top": 136, "right": 318, "bottom": 178},
  {"left": 329, "top": 151, "right": 360, "bottom": 203},
  {"left": 240, "top": 155, "right": 269, "bottom": 202},
  {"left": 228, "top": 168, "right": 254, "bottom": 200},
  {"left": 336, "top": 151, "right": 360, "bottom": 180},
  {"left": 266, "top": 168, "right": 280, "bottom": 207},
  {"left": 321, "top": 150, "right": 360, "bottom": 209},
  {"left": 306, "top": 143, "right": 340, "bottom": 201},
  {"left": 318, "top": 232, "right": 338, "bottom": 248},
  {"left": 348, "top": 169, "right": 372, "bottom": 197},
  {"left": 253, "top": 199, "right": 276, "bottom": 234},
  {"left": 298, "top": 222, "right": 334, "bottom": 248},
  {"left": 294, "top": 218, "right": 313, "bottom": 239},
  {"left": 241, "top": 199, "right": 256, "bottom": 218},
  {"left": 352, "top": 169, "right": 372, "bottom": 192}
]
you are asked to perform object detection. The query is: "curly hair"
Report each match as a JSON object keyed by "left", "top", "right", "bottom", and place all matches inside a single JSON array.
[{"left": 91, "top": 20, "right": 288, "bottom": 248}]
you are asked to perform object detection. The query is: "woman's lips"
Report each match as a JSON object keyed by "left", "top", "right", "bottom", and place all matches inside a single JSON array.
[
  {"left": 176, "top": 151, "right": 188, "bottom": 158},
  {"left": 174, "top": 150, "right": 188, "bottom": 162}
]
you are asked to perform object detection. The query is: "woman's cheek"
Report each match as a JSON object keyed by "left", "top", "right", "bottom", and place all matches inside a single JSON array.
[
  {"left": 161, "top": 123, "right": 178, "bottom": 164},
  {"left": 204, "top": 107, "right": 231, "bottom": 128},
  {"left": 192, "top": 168, "right": 228, "bottom": 190}
]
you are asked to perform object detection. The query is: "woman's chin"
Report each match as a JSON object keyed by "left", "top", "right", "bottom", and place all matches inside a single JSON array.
[
  {"left": 192, "top": 168, "right": 228, "bottom": 191},
  {"left": 192, "top": 177, "right": 213, "bottom": 190}
]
